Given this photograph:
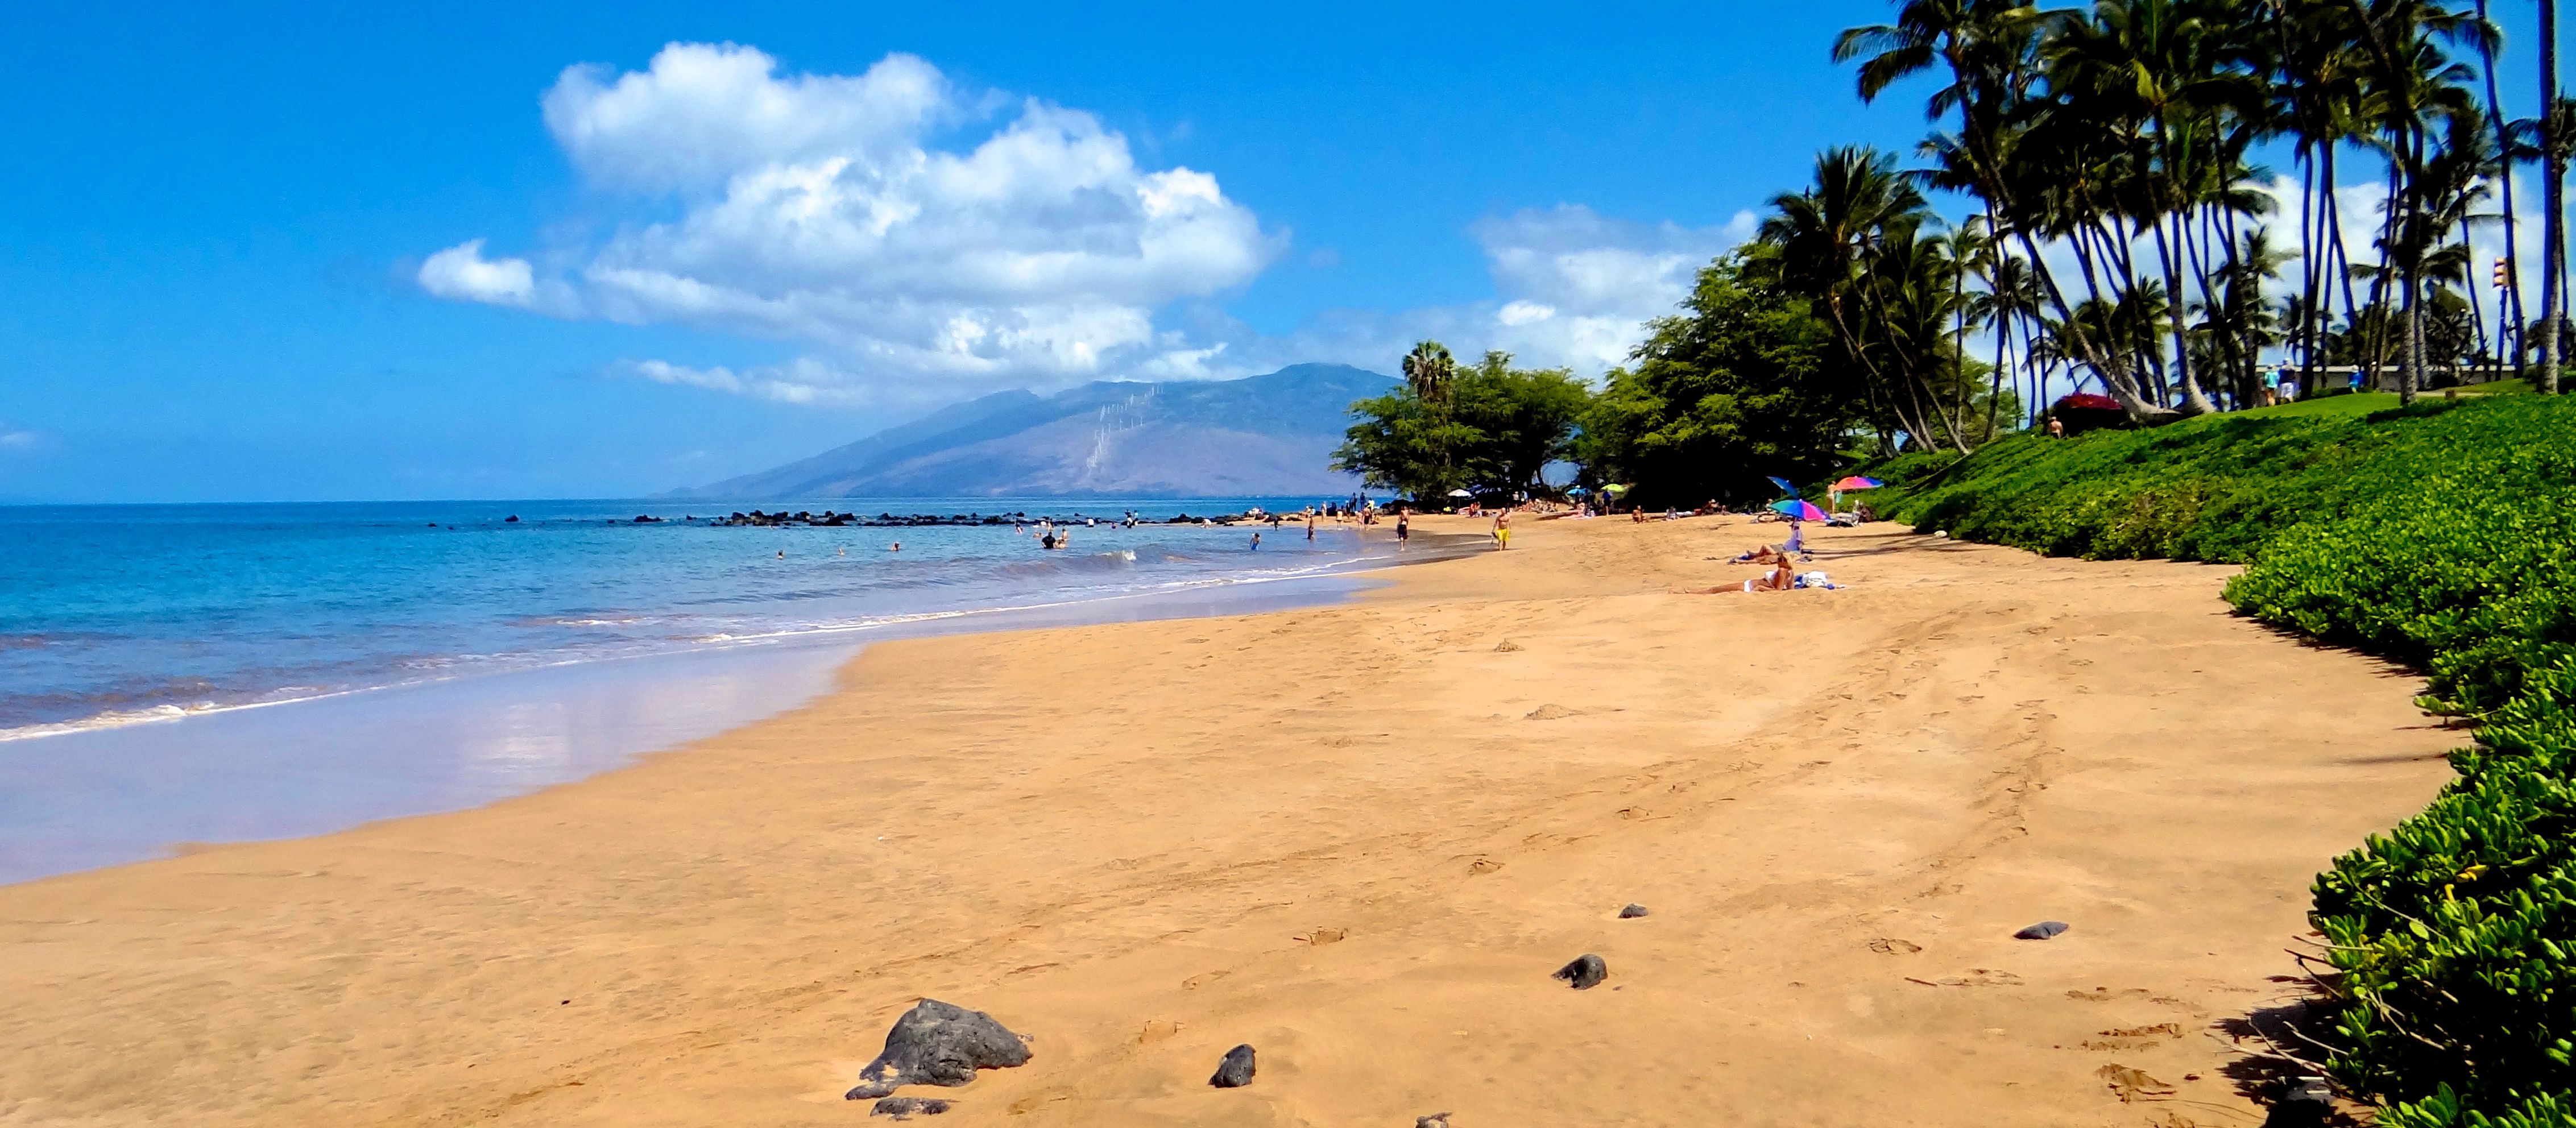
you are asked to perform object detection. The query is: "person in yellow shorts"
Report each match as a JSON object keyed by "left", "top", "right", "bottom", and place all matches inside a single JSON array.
[{"left": 1492, "top": 509, "right": 1512, "bottom": 549}]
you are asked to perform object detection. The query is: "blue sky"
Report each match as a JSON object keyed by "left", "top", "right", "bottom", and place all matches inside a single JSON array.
[{"left": 0, "top": 1, "right": 2553, "bottom": 502}]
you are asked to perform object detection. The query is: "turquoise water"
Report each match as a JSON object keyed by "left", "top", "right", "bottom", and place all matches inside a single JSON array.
[
  {"left": 0, "top": 496, "right": 1424, "bottom": 882},
  {"left": 0, "top": 497, "right": 1380, "bottom": 738}
]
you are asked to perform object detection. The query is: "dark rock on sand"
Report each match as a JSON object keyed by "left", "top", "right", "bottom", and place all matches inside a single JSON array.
[
  {"left": 1554, "top": 953, "right": 1609, "bottom": 989},
  {"left": 1417, "top": 1113, "right": 1453, "bottom": 1127},
  {"left": 843, "top": 1000, "right": 1032, "bottom": 1101},
  {"left": 1619, "top": 903, "right": 1650, "bottom": 919},
  {"left": 2264, "top": 1076, "right": 2333, "bottom": 1127},
  {"left": 1208, "top": 1043, "right": 1257, "bottom": 1088},
  {"left": 870, "top": 1096, "right": 952, "bottom": 1119},
  {"left": 2013, "top": 920, "right": 2070, "bottom": 940}
]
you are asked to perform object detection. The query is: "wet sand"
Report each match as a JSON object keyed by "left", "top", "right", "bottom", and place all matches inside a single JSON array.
[{"left": 0, "top": 515, "right": 2455, "bottom": 1126}]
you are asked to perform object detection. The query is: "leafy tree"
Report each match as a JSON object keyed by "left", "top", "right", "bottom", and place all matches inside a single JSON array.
[
  {"left": 1579, "top": 250, "right": 1858, "bottom": 505},
  {"left": 1449, "top": 352, "right": 1591, "bottom": 495},
  {"left": 1335, "top": 349, "right": 1589, "bottom": 501}
]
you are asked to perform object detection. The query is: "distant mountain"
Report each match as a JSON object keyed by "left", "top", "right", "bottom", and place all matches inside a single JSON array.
[{"left": 670, "top": 363, "right": 1395, "bottom": 499}]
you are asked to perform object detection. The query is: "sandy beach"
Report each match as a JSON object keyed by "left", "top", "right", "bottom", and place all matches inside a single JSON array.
[{"left": 0, "top": 514, "right": 2455, "bottom": 1127}]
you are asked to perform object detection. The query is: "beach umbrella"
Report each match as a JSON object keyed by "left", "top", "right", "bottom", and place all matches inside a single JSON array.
[
  {"left": 1830, "top": 475, "right": 1882, "bottom": 491},
  {"left": 1447, "top": 488, "right": 1474, "bottom": 497},
  {"left": 1765, "top": 476, "right": 1798, "bottom": 496},
  {"left": 1602, "top": 483, "right": 1630, "bottom": 496},
  {"left": 1770, "top": 499, "right": 1827, "bottom": 521}
]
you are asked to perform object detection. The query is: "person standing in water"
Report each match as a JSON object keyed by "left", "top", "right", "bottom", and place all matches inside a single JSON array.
[
  {"left": 1306, "top": 510, "right": 1317, "bottom": 541},
  {"left": 1250, "top": 531, "right": 1262, "bottom": 550},
  {"left": 1395, "top": 509, "right": 1410, "bottom": 549}
]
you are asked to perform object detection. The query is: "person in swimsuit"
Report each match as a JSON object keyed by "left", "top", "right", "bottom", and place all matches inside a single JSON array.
[
  {"left": 1396, "top": 509, "right": 1410, "bottom": 548},
  {"left": 1492, "top": 509, "right": 1511, "bottom": 549},
  {"left": 1679, "top": 559, "right": 1796, "bottom": 594}
]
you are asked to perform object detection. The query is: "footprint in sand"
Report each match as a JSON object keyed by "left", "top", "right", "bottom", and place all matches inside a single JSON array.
[
  {"left": 1525, "top": 703, "right": 1581, "bottom": 720},
  {"left": 1867, "top": 938, "right": 1923, "bottom": 955}
]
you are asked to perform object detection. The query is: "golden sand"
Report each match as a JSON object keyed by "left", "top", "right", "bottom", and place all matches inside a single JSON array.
[{"left": 0, "top": 515, "right": 2454, "bottom": 1126}]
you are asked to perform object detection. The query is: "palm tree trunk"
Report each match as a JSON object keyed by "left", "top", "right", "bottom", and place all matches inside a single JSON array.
[
  {"left": 2297, "top": 147, "right": 2325, "bottom": 397},
  {"left": 2546, "top": 0, "right": 2566, "bottom": 393},
  {"left": 2478, "top": 0, "right": 2529, "bottom": 379},
  {"left": 2155, "top": 209, "right": 2218, "bottom": 414}
]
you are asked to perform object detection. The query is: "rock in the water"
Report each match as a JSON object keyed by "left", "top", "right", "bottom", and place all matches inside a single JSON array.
[
  {"left": 843, "top": 1000, "right": 1032, "bottom": 1101},
  {"left": 1554, "top": 953, "right": 1608, "bottom": 989},
  {"left": 870, "top": 1096, "right": 952, "bottom": 1119},
  {"left": 2013, "top": 920, "right": 2070, "bottom": 940},
  {"left": 1208, "top": 1043, "right": 1257, "bottom": 1088},
  {"left": 1618, "top": 903, "right": 1650, "bottom": 919}
]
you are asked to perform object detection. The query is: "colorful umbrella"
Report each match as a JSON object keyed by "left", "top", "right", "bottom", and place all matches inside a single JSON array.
[
  {"left": 1831, "top": 476, "right": 1883, "bottom": 491},
  {"left": 1770, "top": 499, "right": 1827, "bottom": 521}
]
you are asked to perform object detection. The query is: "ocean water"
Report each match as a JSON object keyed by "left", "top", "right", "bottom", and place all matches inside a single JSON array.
[
  {"left": 0, "top": 497, "right": 1418, "bottom": 882},
  {"left": 0, "top": 497, "right": 1395, "bottom": 737}
]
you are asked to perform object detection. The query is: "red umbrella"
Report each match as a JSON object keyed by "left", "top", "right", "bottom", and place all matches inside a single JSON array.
[
  {"left": 1830, "top": 475, "right": 1882, "bottom": 491},
  {"left": 2056, "top": 392, "right": 2124, "bottom": 412},
  {"left": 1770, "top": 499, "right": 1827, "bottom": 521}
]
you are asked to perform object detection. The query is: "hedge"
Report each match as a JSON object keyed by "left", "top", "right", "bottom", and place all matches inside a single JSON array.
[{"left": 1878, "top": 393, "right": 2576, "bottom": 1125}]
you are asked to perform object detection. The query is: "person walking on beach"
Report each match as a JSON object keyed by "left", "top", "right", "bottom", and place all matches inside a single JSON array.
[
  {"left": 1492, "top": 509, "right": 1511, "bottom": 549},
  {"left": 1395, "top": 509, "right": 1410, "bottom": 549}
]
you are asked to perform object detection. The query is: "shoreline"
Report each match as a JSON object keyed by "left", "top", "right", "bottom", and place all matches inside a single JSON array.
[
  {"left": 0, "top": 515, "right": 2454, "bottom": 1125},
  {"left": 0, "top": 531, "right": 1482, "bottom": 886}
]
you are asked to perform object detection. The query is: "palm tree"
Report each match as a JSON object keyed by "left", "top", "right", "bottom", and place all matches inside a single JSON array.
[
  {"left": 1761, "top": 147, "right": 1977, "bottom": 451},
  {"left": 1841, "top": 0, "right": 2184, "bottom": 421},
  {"left": 1401, "top": 341, "right": 1455, "bottom": 405}
]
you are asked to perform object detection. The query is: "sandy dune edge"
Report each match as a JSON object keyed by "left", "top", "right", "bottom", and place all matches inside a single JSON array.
[{"left": 0, "top": 516, "right": 2454, "bottom": 1127}]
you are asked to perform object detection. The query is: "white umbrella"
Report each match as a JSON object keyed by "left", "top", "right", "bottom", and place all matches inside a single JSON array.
[{"left": 1447, "top": 488, "right": 1474, "bottom": 497}]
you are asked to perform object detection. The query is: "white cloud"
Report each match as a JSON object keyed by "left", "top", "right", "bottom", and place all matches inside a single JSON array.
[
  {"left": 543, "top": 47, "right": 956, "bottom": 193},
  {"left": 1472, "top": 206, "right": 1756, "bottom": 371},
  {"left": 1199, "top": 205, "right": 1755, "bottom": 377},
  {"left": 423, "top": 43, "right": 1278, "bottom": 395},
  {"left": 417, "top": 239, "right": 537, "bottom": 308},
  {"left": 0, "top": 425, "right": 39, "bottom": 451},
  {"left": 622, "top": 358, "right": 892, "bottom": 407}
]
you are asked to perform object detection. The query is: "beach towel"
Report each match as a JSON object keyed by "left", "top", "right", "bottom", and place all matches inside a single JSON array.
[{"left": 1793, "top": 571, "right": 1837, "bottom": 590}]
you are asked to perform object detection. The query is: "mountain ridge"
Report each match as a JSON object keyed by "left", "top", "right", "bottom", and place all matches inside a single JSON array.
[{"left": 668, "top": 363, "right": 1393, "bottom": 499}]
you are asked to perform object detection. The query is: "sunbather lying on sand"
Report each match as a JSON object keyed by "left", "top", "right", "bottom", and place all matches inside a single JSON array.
[{"left": 1678, "top": 560, "right": 1798, "bottom": 594}]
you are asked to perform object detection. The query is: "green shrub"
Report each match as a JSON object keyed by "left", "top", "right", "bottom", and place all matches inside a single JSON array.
[{"left": 1880, "top": 395, "right": 2576, "bottom": 1121}]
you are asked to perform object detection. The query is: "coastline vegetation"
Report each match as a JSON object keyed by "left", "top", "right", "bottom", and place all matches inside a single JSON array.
[{"left": 1343, "top": 0, "right": 2569, "bottom": 509}]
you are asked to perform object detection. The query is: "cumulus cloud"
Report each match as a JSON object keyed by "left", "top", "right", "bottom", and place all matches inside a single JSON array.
[
  {"left": 420, "top": 42, "right": 1765, "bottom": 404},
  {"left": 1199, "top": 205, "right": 1756, "bottom": 378},
  {"left": 1470, "top": 205, "right": 1758, "bottom": 370},
  {"left": 423, "top": 43, "right": 1277, "bottom": 393},
  {"left": 417, "top": 239, "right": 538, "bottom": 308}
]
